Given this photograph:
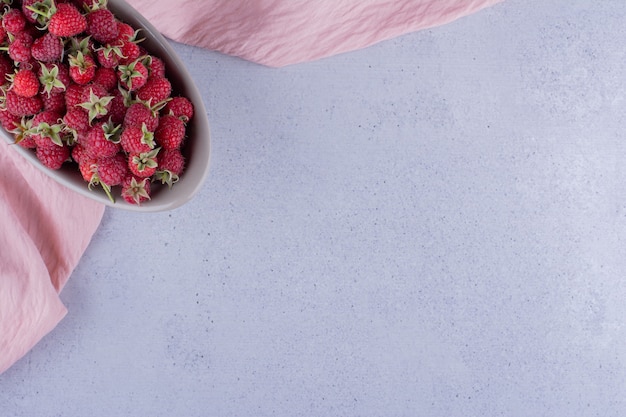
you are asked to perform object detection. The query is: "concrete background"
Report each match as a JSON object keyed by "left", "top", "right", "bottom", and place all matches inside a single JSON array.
[{"left": 2, "top": 1, "right": 626, "bottom": 415}]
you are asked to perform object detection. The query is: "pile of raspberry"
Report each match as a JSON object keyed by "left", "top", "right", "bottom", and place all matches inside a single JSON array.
[{"left": 0, "top": 0, "right": 194, "bottom": 205}]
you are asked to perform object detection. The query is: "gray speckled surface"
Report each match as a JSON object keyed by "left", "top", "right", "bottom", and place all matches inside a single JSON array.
[{"left": 3, "top": 1, "right": 626, "bottom": 416}]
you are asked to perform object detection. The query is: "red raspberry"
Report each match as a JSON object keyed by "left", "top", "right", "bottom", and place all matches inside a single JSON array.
[
  {"left": 18, "top": 135, "right": 38, "bottom": 149},
  {"left": 78, "top": 157, "right": 98, "bottom": 182},
  {"left": 79, "top": 83, "right": 114, "bottom": 123},
  {"left": 95, "top": 43, "right": 123, "bottom": 68},
  {"left": 116, "top": 21, "right": 135, "bottom": 41},
  {"left": 38, "top": 62, "right": 71, "bottom": 96},
  {"left": 136, "top": 77, "right": 171, "bottom": 104},
  {"left": 0, "top": 54, "right": 13, "bottom": 82},
  {"left": 121, "top": 175, "right": 151, "bottom": 205},
  {"left": 31, "top": 33, "right": 64, "bottom": 62},
  {"left": 164, "top": 96, "right": 194, "bottom": 123},
  {"left": 159, "top": 148, "right": 185, "bottom": 175},
  {"left": 120, "top": 124, "right": 155, "bottom": 154},
  {"left": 80, "top": 82, "right": 109, "bottom": 104},
  {"left": 123, "top": 102, "right": 159, "bottom": 131},
  {"left": 64, "top": 107, "right": 90, "bottom": 136},
  {"left": 72, "top": 143, "right": 91, "bottom": 164},
  {"left": 68, "top": 52, "right": 97, "bottom": 85},
  {"left": 21, "top": 0, "right": 42, "bottom": 23},
  {"left": 118, "top": 40, "right": 140, "bottom": 65},
  {"left": 41, "top": 92, "right": 66, "bottom": 113},
  {"left": 93, "top": 66, "right": 117, "bottom": 91},
  {"left": 72, "top": 0, "right": 100, "bottom": 9},
  {"left": 83, "top": 122, "right": 120, "bottom": 159},
  {"left": 108, "top": 88, "right": 128, "bottom": 124},
  {"left": 146, "top": 55, "right": 166, "bottom": 79},
  {"left": 155, "top": 114, "right": 185, "bottom": 150},
  {"left": 155, "top": 148, "right": 185, "bottom": 187},
  {"left": 0, "top": 110, "right": 21, "bottom": 132},
  {"left": 12, "top": 68, "right": 40, "bottom": 98},
  {"left": 49, "top": 3, "right": 87, "bottom": 37},
  {"left": 86, "top": 8, "right": 118, "bottom": 43},
  {"left": 128, "top": 148, "right": 159, "bottom": 178},
  {"left": 3, "top": 8, "right": 26, "bottom": 34},
  {"left": 97, "top": 152, "right": 127, "bottom": 186},
  {"left": 8, "top": 32, "right": 33, "bottom": 63},
  {"left": 31, "top": 110, "right": 63, "bottom": 147},
  {"left": 117, "top": 59, "right": 148, "bottom": 91},
  {"left": 65, "top": 83, "right": 86, "bottom": 108},
  {"left": 36, "top": 144, "right": 70, "bottom": 170},
  {"left": 6, "top": 90, "right": 42, "bottom": 116}
]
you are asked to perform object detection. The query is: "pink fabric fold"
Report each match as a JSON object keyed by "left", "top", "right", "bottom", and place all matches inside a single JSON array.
[
  {"left": 0, "top": 140, "right": 104, "bottom": 374},
  {"left": 125, "top": 0, "right": 503, "bottom": 67}
]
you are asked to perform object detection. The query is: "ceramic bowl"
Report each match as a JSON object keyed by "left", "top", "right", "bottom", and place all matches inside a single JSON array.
[{"left": 0, "top": 0, "right": 211, "bottom": 212}]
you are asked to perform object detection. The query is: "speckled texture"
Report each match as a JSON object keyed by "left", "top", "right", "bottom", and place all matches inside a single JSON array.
[{"left": 2, "top": 0, "right": 626, "bottom": 415}]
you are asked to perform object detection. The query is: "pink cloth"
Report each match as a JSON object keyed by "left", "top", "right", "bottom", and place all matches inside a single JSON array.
[
  {"left": 0, "top": 140, "right": 104, "bottom": 374},
  {"left": 125, "top": 0, "right": 502, "bottom": 67},
  {"left": 1, "top": 0, "right": 501, "bottom": 374}
]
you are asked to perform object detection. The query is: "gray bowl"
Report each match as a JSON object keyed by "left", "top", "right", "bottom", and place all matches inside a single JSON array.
[{"left": 0, "top": 0, "right": 211, "bottom": 212}]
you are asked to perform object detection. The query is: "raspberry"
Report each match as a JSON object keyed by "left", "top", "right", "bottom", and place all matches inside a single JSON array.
[
  {"left": 31, "top": 33, "right": 64, "bottom": 62},
  {"left": 65, "top": 83, "right": 86, "bottom": 108},
  {"left": 21, "top": 0, "right": 42, "bottom": 24},
  {"left": 78, "top": 157, "right": 97, "bottom": 182},
  {"left": 155, "top": 114, "right": 185, "bottom": 150},
  {"left": 97, "top": 152, "right": 127, "bottom": 186},
  {"left": 117, "top": 59, "right": 148, "bottom": 91},
  {"left": 78, "top": 83, "right": 114, "bottom": 123},
  {"left": 136, "top": 77, "right": 171, "bottom": 104},
  {"left": 3, "top": 8, "right": 26, "bottom": 34},
  {"left": 64, "top": 107, "right": 90, "bottom": 136},
  {"left": 155, "top": 148, "right": 185, "bottom": 188},
  {"left": 86, "top": 8, "right": 118, "bottom": 43},
  {"left": 95, "top": 43, "right": 123, "bottom": 68},
  {"left": 83, "top": 121, "right": 120, "bottom": 159},
  {"left": 123, "top": 102, "right": 159, "bottom": 131},
  {"left": 49, "top": 3, "right": 87, "bottom": 37},
  {"left": 120, "top": 124, "right": 155, "bottom": 154},
  {"left": 36, "top": 144, "right": 70, "bottom": 170},
  {"left": 93, "top": 66, "right": 117, "bottom": 91},
  {"left": 72, "top": 143, "right": 91, "bottom": 164},
  {"left": 0, "top": 110, "right": 21, "bottom": 132},
  {"left": 164, "top": 97, "right": 194, "bottom": 123},
  {"left": 121, "top": 175, "right": 151, "bottom": 205},
  {"left": 69, "top": 51, "right": 97, "bottom": 85},
  {"left": 108, "top": 88, "right": 128, "bottom": 124},
  {"left": 38, "top": 63, "right": 70, "bottom": 98},
  {"left": 5, "top": 90, "right": 42, "bottom": 116},
  {"left": 115, "top": 21, "right": 135, "bottom": 41},
  {"left": 31, "top": 110, "right": 64, "bottom": 147},
  {"left": 118, "top": 39, "right": 141, "bottom": 65},
  {"left": 146, "top": 55, "right": 166, "bottom": 79},
  {"left": 8, "top": 32, "right": 33, "bottom": 63},
  {"left": 41, "top": 92, "right": 66, "bottom": 113},
  {"left": 0, "top": 54, "right": 13, "bottom": 82},
  {"left": 11, "top": 69, "right": 40, "bottom": 98},
  {"left": 128, "top": 148, "right": 159, "bottom": 178}
]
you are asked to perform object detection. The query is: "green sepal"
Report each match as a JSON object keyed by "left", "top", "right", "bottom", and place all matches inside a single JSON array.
[
  {"left": 78, "top": 89, "right": 114, "bottom": 124},
  {"left": 38, "top": 64, "right": 66, "bottom": 97},
  {"left": 132, "top": 147, "right": 160, "bottom": 171}
]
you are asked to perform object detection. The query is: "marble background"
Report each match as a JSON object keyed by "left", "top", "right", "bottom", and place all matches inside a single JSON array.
[{"left": 2, "top": 1, "right": 626, "bottom": 415}]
